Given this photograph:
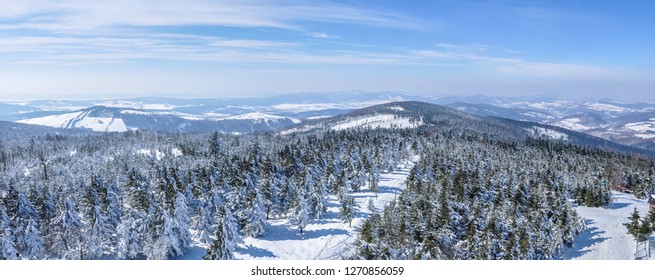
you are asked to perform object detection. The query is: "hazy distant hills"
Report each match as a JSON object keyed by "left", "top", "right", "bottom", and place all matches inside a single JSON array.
[
  {"left": 443, "top": 99, "right": 655, "bottom": 151},
  {"left": 2, "top": 92, "right": 655, "bottom": 153},
  {"left": 13, "top": 106, "right": 299, "bottom": 134}
]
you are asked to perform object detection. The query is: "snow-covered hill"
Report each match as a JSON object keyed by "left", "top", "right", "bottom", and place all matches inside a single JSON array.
[
  {"left": 17, "top": 109, "right": 129, "bottom": 132},
  {"left": 444, "top": 98, "right": 655, "bottom": 152},
  {"left": 14, "top": 106, "right": 300, "bottom": 134},
  {"left": 331, "top": 114, "right": 422, "bottom": 131}
]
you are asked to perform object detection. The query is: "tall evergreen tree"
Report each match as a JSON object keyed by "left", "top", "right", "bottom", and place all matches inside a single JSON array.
[
  {"left": 339, "top": 192, "right": 357, "bottom": 227},
  {"left": 116, "top": 209, "right": 141, "bottom": 260},
  {"left": 21, "top": 217, "right": 44, "bottom": 259},
  {"left": 289, "top": 190, "right": 310, "bottom": 234},
  {"left": 1, "top": 207, "right": 19, "bottom": 260},
  {"left": 173, "top": 192, "right": 192, "bottom": 255}
]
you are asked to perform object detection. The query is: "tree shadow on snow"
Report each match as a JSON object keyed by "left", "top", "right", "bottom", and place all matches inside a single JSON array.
[
  {"left": 377, "top": 186, "right": 401, "bottom": 195},
  {"left": 170, "top": 245, "right": 207, "bottom": 260},
  {"left": 563, "top": 219, "right": 609, "bottom": 259},
  {"left": 606, "top": 202, "right": 631, "bottom": 210},
  {"left": 235, "top": 245, "right": 276, "bottom": 258},
  {"left": 260, "top": 223, "right": 349, "bottom": 241}
]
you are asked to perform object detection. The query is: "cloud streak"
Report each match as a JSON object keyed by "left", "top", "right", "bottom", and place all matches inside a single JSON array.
[
  {"left": 0, "top": 0, "right": 425, "bottom": 32},
  {"left": 0, "top": 34, "right": 621, "bottom": 81}
]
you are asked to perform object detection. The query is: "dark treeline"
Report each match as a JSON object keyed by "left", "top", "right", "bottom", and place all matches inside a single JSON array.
[{"left": 0, "top": 126, "right": 654, "bottom": 260}]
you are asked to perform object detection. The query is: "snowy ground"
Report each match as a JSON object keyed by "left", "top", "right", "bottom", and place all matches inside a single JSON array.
[
  {"left": 564, "top": 191, "right": 651, "bottom": 260},
  {"left": 176, "top": 157, "right": 417, "bottom": 260}
]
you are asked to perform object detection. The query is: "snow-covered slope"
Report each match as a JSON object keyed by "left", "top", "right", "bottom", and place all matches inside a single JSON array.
[
  {"left": 564, "top": 191, "right": 650, "bottom": 260},
  {"left": 17, "top": 110, "right": 128, "bottom": 132},
  {"left": 624, "top": 118, "right": 655, "bottom": 139},
  {"left": 175, "top": 157, "right": 417, "bottom": 260},
  {"left": 528, "top": 126, "right": 569, "bottom": 140},
  {"left": 331, "top": 114, "right": 422, "bottom": 131},
  {"left": 215, "top": 112, "right": 298, "bottom": 122}
]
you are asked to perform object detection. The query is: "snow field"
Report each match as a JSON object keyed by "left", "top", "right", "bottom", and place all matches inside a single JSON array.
[
  {"left": 556, "top": 118, "right": 591, "bottom": 131},
  {"left": 331, "top": 114, "right": 423, "bottom": 131},
  {"left": 529, "top": 126, "right": 569, "bottom": 140},
  {"left": 17, "top": 111, "right": 128, "bottom": 132},
  {"left": 564, "top": 191, "right": 651, "bottom": 260}
]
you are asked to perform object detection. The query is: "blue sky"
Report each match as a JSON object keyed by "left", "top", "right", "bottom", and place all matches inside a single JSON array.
[{"left": 0, "top": 0, "right": 653, "bottom": 101}]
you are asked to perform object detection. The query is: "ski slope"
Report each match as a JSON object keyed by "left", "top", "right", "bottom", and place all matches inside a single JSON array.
[
  {"left": 564, "top": 191, "right": 651, "bottom": 260},
  {"left": 177, "top": 157, "right": 417, "bottom": 260}
]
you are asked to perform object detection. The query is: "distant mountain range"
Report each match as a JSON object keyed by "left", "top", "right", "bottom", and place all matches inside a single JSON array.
[
  {"left": 2, "top": 92, "right": 655, "bottom": 153},
  {"left": 280, "top": 101, "right": 655, "bottom": 157},
  {"left": 444, "top": 99, "right": 655, "bottom": 151}
]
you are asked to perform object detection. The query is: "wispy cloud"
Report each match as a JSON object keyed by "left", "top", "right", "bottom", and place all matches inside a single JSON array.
[
  {"left": 0, "top": 0, "right": 425, "bottom": 32},
  {"left": 0, "top": 33, "right": 621, "bottom": 81},
  {"left": 412, "top": 43, "right": 619, "bottom": 79},
  {"left": 306, "top": 32, "right": 340, "bottom": 39}
]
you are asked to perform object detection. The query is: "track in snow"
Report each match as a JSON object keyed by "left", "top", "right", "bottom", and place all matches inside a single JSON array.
[{"left": 564, "top": 191, "right": 651, "bottom": 260}]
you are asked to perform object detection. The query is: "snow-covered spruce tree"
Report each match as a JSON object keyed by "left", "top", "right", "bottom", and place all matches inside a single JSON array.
[
  {"left": 21, "top": 217, "right": 44, "bottom": 259},
  {"left": 242, "top": 178, "right": 267, "bottom": 238},
  {"left": 204, "top": 218, "right": 233, "bottom": 260},
  {"left": 14, "top": 193, "right": 41, "bottom": 258},
  {"left": 368, "top": 167, "right": 380, "bottom": 198},
  {"left": 220, "top": 204, "right": 241, "bottom": 250},
  {"left": 106, "top": 179, "right": 124, "bottom": 230},
  {"left": 1, "top": 206, "right": 19, "bottom": 260},
  {"left": 204, "top": 207, "right": 238, "bottom": 260},
  {"left": 194, "top": 191, "right": 217, "bottom": 244},
  {"left": 307, "top": 170, "right": 328, "bottom": 219},
  {"left": 289, "top": 189, "right": 310, "bottom": 234},
  {"left": 84, "top": 205, "right": 113, "bottom": 259},
  {"left": 116, "top": 209, "right": 141, "bottom": 260},
  {"left": 354, "top": 213, "right": 384, "bottom": 260},
  {"left": 338, "top": 190, "right": 357, "bottom": 227},
  {"left": 2, "top": 227, "right": 19, "bottom": 260},
  {"left": 79, "top": 177, "right": 115, "bottom": 259},
  {"left": 173, "top": 191, "right": 193, "bottom": 255},
  {"left": 624, "top": 207, "right": 642, "bottom": 240},
  {"left": 160, "top": 209, "right": 182, "bottom": 258},
  {"left": 54, "top": 198, "right": 85, "bottom": 260}
]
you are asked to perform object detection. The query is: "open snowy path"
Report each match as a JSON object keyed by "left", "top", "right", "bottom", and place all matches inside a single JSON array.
[
  {"left": 235, "top": 158, "right": 416, "bottom": 260},
  {"left": 564, "top": 191, "right": 650, "bottom": 260}
]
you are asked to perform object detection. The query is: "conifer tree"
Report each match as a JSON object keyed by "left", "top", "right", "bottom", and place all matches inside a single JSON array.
[
  {"left": 204, "top": 219, "right": 232, "bottom": 260},
  {"left": 173, "top": 192, "right": 192, "bottom": 255},
  {"left": 21, "top": 217, "right": 44, "bottom": 259},
  {"left": 116, "top": 209, "right": 141, "bottom": 260},
  {"left": 339, "top": 192, "right": 357, "bottom": 227},
  {"left": 624, "top": 207, "right": 642, "bottom": 240},
  {"left": 1, "top": 207, "right": 19, "bottom": 260},
  {"left": 242, "top": 184, "right": 267, "bottom": 238},
  {"left": 289, "top": 190, "right": 310, "bottom": 234}
]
